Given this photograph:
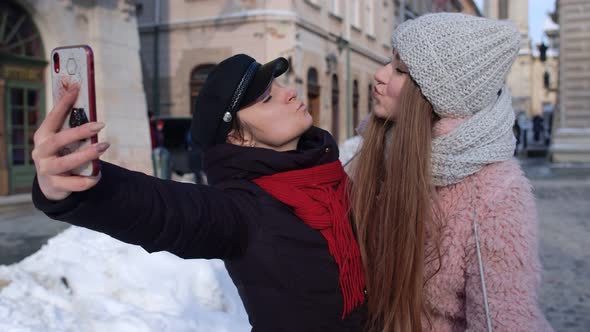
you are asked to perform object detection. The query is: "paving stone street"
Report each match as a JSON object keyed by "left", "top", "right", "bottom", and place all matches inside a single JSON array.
[
  {"left": 524, "top": 160, "right": 590, "bottom": 332},
  {"left": 0, "top": 201, "right": 67, "bottom": 265}
]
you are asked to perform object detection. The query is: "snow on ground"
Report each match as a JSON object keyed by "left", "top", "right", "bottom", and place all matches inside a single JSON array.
[{"left": 0, "top": 227, "right": 250, "bottom": 332}]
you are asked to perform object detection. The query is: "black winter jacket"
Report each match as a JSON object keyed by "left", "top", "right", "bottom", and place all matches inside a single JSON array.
[{"left": 32, "top": 127, "right": 367, "bottom": 332}]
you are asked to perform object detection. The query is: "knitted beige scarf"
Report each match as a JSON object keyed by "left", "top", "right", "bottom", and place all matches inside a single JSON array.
[{"left": 430, "top": 86, "right": 516, "bottom": 186}]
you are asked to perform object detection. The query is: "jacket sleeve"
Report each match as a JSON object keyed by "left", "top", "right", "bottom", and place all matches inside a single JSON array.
[
  {"left": 32, "top": 161, "right": 249, "bottom": 260},
  {"left": 464, "top": 174, "right": 553, "bottom": 332}
]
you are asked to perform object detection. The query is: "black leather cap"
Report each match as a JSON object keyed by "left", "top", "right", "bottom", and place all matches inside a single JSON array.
[{"left": 191, "top": 54, "right": 289, "bottom": 152}]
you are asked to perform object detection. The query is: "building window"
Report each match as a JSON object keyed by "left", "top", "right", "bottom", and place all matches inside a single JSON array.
[
  {"left": 0, "top": 1, "right": 43, "bottom": 58},
  {"left": 331, "top": 74, "right": 340, "bottom": 142},
  {"left": 365, "top": 0, "right": 375, "bottom": 36},
  {"left": 190, "top": 64, "right": 216, "bottom": 115},
  {"left": 499, "top": 0, "right": 509, "bottom": 19},
  {"left": 543, "top": 71, "right": 550, "bottom": 90},
  {"left": 351, "top": 0, "right": 361, "bottom": 28},
  {"left": 353, "top": 80, "right": 359, "bottom": 130},
  {"left": 307, "top": 68, "right": 321, "bottom": 125}
]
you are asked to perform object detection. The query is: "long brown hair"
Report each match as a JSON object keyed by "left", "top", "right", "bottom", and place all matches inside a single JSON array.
[{"left": 351, "top": 77, "right": 437, "bottom": 331}]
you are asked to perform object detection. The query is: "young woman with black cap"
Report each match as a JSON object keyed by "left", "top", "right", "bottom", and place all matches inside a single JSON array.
[{"left": 31, "top": 54, "right": 366, "bottom": 331}]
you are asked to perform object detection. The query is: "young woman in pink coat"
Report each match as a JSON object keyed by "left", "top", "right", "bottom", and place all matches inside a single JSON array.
[{"left": 350, "top": 13, "right": 553, "bottom": 332}]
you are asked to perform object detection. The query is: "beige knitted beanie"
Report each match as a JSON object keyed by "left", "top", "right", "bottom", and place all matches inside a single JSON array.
[{"left": 391, "top": 13, "right": 521, "bottom": 118}]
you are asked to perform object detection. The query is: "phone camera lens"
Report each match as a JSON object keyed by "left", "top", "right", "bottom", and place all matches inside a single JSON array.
[
  {"left": 53, "top": 53, "right": 60, "bottom": 73},
  {"left": 69, "top": 108, "right": 89, "bottom": 128}
]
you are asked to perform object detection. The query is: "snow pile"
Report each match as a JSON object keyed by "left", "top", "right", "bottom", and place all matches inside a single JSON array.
[{"left": 0, "top": 227, "right": 249, "bottom": 332}]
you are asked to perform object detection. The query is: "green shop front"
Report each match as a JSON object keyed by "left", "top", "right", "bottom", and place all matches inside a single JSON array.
[{"left": 0, "top": 1, "right": 46, "bottom": 195}]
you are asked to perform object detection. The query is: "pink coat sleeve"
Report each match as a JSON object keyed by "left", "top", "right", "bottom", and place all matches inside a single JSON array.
[{"left": 464, "top": 174, "right": 553, "bottom": 332}]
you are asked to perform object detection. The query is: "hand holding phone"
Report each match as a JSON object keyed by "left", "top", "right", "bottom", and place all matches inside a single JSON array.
[
  {"left": 31, "top": 45, "right": 110, "bottom": 201},
  {"left": 32, "top": 87, "right": 110, "bottom": 200}
]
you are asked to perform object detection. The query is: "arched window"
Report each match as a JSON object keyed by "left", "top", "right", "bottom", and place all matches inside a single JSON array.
[
  {"left": 0, "top": 1, "right": 43, "bottom": 58},
  {"left": 352, "top": 80, "right": 359, "bottom": 131},
  {"left": 331, "top": 74, "right": 339, "bottom": 142},
  {"left": 307, "top": 67, "right": 320, "bottom": 125},
  {"left": 190, "top": 64, "right": 216, "bottom": 114}
]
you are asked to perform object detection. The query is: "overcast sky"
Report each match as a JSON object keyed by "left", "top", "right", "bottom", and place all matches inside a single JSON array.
[{"left": 529, "top": 0, "right": 556, "bottom": 47}]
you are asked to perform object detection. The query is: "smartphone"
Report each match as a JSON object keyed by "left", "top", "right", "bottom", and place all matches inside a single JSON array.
[{"left": 50, "top": 45, "right": 100, "bottom": 176}]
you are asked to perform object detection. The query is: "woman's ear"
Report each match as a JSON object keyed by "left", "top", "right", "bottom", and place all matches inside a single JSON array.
[
  {"left": 226, "top": 129, "right": 242, "bottom": 145},
  {"left": 226, "top": 129, "right": 255, "bottom": 147}
]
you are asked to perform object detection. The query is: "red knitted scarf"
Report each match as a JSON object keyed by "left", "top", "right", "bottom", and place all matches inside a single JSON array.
[{"left": 253, "top": 160, "right": 365, "bottom": 318}]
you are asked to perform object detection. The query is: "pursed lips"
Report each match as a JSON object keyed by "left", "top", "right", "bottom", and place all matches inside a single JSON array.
[
  {"left": 297, "top": 102, "right": 307, "bottom": 112},
  {"left": 373, "top": 85, "right": 383, "bottom": 97}
]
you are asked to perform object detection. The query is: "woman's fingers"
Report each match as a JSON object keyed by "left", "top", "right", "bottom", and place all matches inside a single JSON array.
[
  {"left": 36, "top": 142, "right": 110, "bottom": 176},
  {"left": 34, "top": 86, "right": 79, "bottom": 144},
  {"left": 31, "top": 83, "right": 105, "bottom": 201},
  {"left": 32, "top": 121, "right": 105, "bottom": 160}
]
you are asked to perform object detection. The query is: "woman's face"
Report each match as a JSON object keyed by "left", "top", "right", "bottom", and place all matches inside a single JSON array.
[
  {"left": 232, "top": 81, "right": 313, "bottom": 151},
  {"left": 372, "top": 50, "right": 409, "bottom": 120}
]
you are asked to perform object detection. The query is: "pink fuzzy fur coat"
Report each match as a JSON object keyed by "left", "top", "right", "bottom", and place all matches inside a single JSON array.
[{"left": 420, "top": 119, "right": 553, "bottom": 331}]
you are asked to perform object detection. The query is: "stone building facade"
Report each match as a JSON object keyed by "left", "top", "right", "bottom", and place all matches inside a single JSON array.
[
  {"left": 136, "top": 0, "right": 474, "bottom": 144},
  {"left": 526, "top": 15, "right": 559, "bottom": 121},
  {"left": 550, "top": 0, "right": 590, "bottom": 162},
  {"left": 483, "top": 0, "right": 534, "bottom": 117},
  {"left": 0, "top": 0, "right": 152, "bottom": 196}
]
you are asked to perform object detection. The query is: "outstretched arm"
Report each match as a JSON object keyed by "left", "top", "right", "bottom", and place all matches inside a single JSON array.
[
  {"left": 32, "top": 84, "right": 248, "bottom": 260},
  {"left": 33, "top": 162, "right": 249, "bottom": 259}
]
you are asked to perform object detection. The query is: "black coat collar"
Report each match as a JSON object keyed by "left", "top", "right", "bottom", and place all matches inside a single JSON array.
[{"left": 204, "top": 127, "right": 339, "bottom": 185}]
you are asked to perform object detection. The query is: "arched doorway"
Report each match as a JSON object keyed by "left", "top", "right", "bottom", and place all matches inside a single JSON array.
[
  {"left": 190, "top": 64, "right": 216, "bottom": 115},
  {"left": 0, "top": 1, "right": 46, "bottom": 195},
  {"left": 306, "top": 68, "right": 320, "bottom": 125},
  {"left": 331, "top": 74, "right": 339, "bottom": 142}
]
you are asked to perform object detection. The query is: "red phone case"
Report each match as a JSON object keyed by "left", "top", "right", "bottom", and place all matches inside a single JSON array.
[{"left": 51, "top": 45, "right": 100, "bottom": 176}]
